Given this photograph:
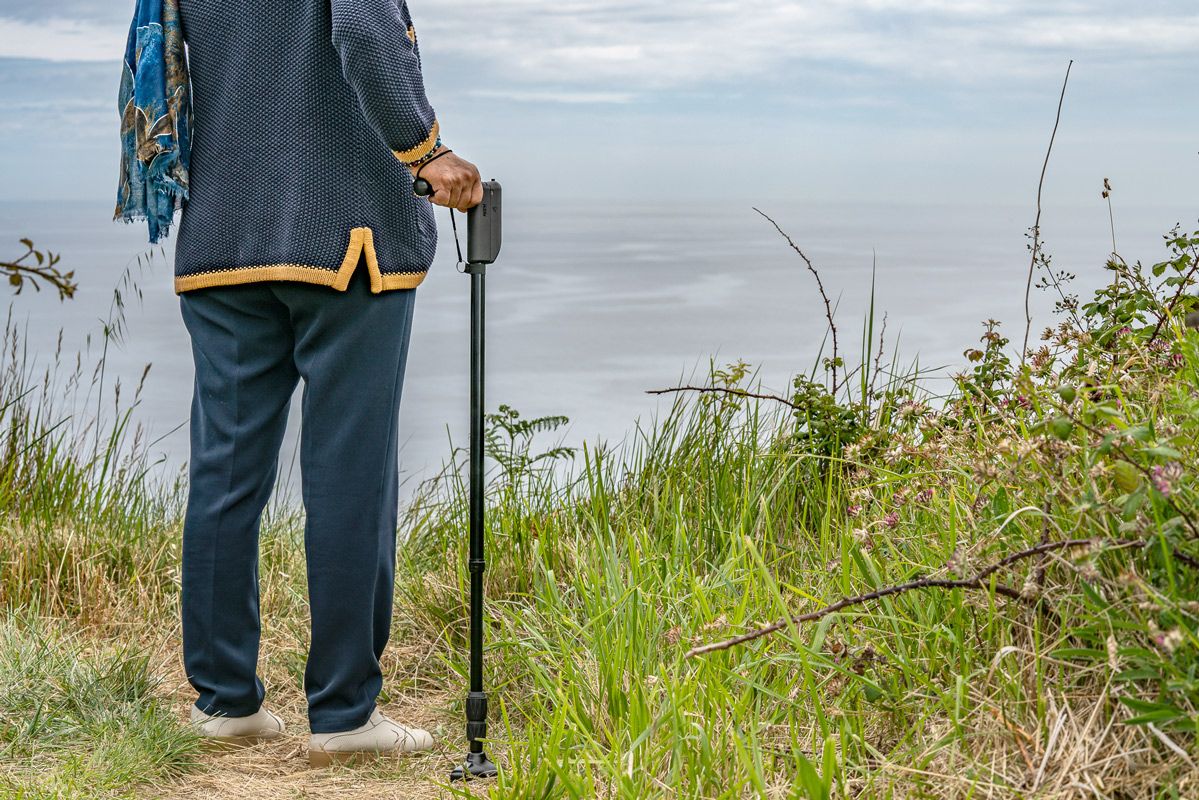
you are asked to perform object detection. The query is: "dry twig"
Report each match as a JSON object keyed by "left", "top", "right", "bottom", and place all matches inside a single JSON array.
[
  {"left": 686, "top": 537, "right": 1127, "bottom": 658},
  {"left": 647, "top": 384, "right": 802, "bottom": 411},
  {"left": 753, "top": 208, "right": 841, "bottom": 393},
  {"left": 1022, "top": 60, "right": 1074, "bottom": 363}
]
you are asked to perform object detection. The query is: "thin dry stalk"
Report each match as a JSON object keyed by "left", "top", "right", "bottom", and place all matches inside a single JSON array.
[
  {"left": 1022, "top": 60, "right": 1074, "bottom": 364},
  {"left": 753, "top": 208, "right": 841, "bottom": 394}
]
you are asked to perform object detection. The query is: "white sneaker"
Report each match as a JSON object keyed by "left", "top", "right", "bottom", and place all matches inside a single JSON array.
[
  {"left": 189, "top": 704, "right": 286, "bottom": 745},
  {"left": 308, "top": 708, "right": 435, "bottom": 767}
]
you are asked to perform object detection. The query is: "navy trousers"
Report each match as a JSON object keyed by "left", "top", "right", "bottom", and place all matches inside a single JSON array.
[{"left": 179, "top": 265, "right": 417, "bottom": 733}]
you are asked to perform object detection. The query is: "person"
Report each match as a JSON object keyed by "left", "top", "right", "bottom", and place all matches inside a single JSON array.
[{"left": 171, "top": 0, "right": 483, "bottom": 766}]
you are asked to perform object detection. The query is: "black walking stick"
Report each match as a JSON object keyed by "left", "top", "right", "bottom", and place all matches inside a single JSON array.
[{"left": 413, "top": 177, "right": 502, "bottom": 781}]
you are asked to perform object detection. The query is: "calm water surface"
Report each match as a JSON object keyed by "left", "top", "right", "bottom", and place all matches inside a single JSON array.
[{"left": 0, "top": 197, "right": 1190, "bottom": 501}]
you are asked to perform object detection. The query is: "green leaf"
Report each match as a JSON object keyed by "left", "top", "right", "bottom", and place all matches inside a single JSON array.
[
  {"left": 1080, "top": 581, "right": 1111, "bottom": 611},
  {"left": 1125, "top": 425, "right": 1152, "bottom": 443},
  {"left": 862, "top": 682, "right": 885, "bottom": 703},
  {"left": 821, "top": 736, "right": 838, "bottom": 794},
  {"left": 1050, "top": 417, "right": 1074, "bottom": 440},
  {"left": 795, "top": 753, "right": 829, "bottom": 800},
  {"left": 1118, "top": 696, "right": 1179, "bottom": 713},
  {"left": 1126, "top": 708, "right": 1186, "bottom": 725},
  {"left": 1142, "top": 446, "right": 1182, "bottom": 459},
  {"left": 990, "top": 488, "right": 1010, "bottom": 520},
  {"left": 1112, "top": 462, "right": 1141, "bottom": 494},
  {"left": 1117, "top": 696, "right": 1184, "bottom": 721}
]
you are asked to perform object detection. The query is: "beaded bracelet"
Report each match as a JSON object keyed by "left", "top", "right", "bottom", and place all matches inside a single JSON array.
[
  {"left": 415, "top": 148, "right": 453, "bottom": 180},
  {"left": 407, "top": 138, "right": 445, "bottom": 169}
]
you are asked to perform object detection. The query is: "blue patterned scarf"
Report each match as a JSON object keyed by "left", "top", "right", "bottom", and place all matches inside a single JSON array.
[{"left": 114, "top": 0, "right": 192, "bottom": 244}]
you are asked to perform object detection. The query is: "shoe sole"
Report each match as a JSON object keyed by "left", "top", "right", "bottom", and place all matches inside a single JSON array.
[
  {"left": 201, "top": 733, "right": 282, "bottom": 750},
  {"left": 308, "top": 747, "right": 432, "bottom": 768}
]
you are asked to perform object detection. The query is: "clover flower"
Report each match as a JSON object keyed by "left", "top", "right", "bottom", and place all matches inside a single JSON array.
[{"left": 1151, "top": 462, "right": 1183, "bottom": 496}]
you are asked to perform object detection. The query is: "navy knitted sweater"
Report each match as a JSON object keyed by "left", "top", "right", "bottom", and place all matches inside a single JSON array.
[{"left": 173, "top": 0, "right": 439, "bottom": 294}]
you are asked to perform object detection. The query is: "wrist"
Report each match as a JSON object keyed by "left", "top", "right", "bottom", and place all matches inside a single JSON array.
[{"left": 406, "top": 139, "right": 446, "bottom": 173}]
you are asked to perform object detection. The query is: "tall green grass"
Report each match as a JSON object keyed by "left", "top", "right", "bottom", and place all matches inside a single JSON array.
[
  {"left": 0, "top": 308, "right": 183, "bottom": 617},
  {"left": 400, "top": 224, "right": 1199, "bottom": 798},
  {"left": 0, "top": 222, "right": 1196, "bottom": 799}
]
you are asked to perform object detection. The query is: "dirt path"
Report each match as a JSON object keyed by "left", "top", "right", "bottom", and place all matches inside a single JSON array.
[
  {"left": 148, "top": 696, "right": 482, "bottom": 799},
  {"left": 147, "top": 635, "right": 489, "bottom": 799}
]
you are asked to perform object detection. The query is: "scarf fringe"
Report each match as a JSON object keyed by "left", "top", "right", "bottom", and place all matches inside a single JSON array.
[{"left": 114, "top": 0, "right": 192, "bottom": 245}]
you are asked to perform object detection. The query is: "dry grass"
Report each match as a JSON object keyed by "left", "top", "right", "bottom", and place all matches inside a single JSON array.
[{"left": 100, "top": 616, "right": 476, "bottom": 800}]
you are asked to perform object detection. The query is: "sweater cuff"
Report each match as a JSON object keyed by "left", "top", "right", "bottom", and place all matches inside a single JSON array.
[{"left": 392, "top": 120, "right": 440, "bottom": 166}]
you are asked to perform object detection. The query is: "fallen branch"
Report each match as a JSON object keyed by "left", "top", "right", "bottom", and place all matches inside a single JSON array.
[
  {"left": 648, "top": 385, "right": 803, "bottom": 411},
  {"left": 686, "top": 537, "right": 1128, "bottom": 658},
  {"left": 1173, "top": 549, "right": 1199, "bottom": 571}
]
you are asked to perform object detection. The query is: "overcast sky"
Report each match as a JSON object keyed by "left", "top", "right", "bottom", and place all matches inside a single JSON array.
[{"left": 0, "top": 0, "right": 1195, "bottom": 210}]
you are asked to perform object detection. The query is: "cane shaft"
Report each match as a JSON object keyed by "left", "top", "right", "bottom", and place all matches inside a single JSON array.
[{"left": 468, "top": 266, "right": 487, "bottom": 753}]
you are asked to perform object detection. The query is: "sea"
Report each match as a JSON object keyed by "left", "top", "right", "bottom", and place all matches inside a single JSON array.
[{"left": 0, "top": 196, "right": 1191, "bottom": 502}]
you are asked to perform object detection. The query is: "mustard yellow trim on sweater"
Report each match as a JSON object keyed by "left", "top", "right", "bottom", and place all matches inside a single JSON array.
[
  {"left": 392, "top": 120, "right": 440, "bottom": 165},
  {"left": 173, "top": 227, "right": 428, "bottom": 294}
]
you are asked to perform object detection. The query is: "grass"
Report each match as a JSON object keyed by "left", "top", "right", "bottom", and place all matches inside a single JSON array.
[
  {"left": 0, "top": 614, "right": 200, "bottom": 797},
  {"left": 0, "top": 218, "right": 1197, "bottom": 799}
]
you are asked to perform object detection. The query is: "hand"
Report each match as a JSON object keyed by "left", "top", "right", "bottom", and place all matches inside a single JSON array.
[{"left": 410, "top": 148, "right": 483, "bottom": 212}]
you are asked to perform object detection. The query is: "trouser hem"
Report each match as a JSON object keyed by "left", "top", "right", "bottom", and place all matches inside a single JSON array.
[
  {"left": 194, "top": 698, "right": 263, "bottom": 719},
  {"left": 308, "top": 700, "right": 378, "bottom": 734}
]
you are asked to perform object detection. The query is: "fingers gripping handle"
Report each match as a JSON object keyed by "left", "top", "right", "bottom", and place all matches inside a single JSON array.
[{"left": 414, "top": 179, "right": 502, "bottom": 266}]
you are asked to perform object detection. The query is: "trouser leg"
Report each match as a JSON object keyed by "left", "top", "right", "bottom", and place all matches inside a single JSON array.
[
  {"left": 179, "top": 284, "right": 299, "bottom": 717},
  {"left": 273, "top": 267, "right": 417, "bottom": 733}
]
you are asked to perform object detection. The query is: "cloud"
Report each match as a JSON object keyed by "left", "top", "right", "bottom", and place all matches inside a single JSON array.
[
  {"left": 0, "top": 17, "right": 124, "bottom": 61},
  {"left": 0, "top": 1, "right": 1195, "bottom": 102},
  {"left": 415, "top": 0, "right": 1197, "bottom": 94},
  {"left": 0, "top": 0, "right": 127, "bottom": 24},
  {"left": 1016, "top": 17, "right": 1199, "bottom": 49},
  {"left": 468, "top": 88, "right": 635, "bottom": 104}
]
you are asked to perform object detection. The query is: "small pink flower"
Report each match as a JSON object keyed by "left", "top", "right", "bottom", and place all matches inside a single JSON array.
[
  {"left": 1152, "top": 462, "right": 1183, "bottom": 496},
  {"left": 847, "top": 504, "right": 863, "bottom": 518},
  {"left": 883, "top": 511, "right": 900, "bottom": 529},
  {"left": 1154, "top": 628, "right": 1183, "bottom": 653},
  {"left": 916, "top": 488, "right": 935, "bottom": 504}
]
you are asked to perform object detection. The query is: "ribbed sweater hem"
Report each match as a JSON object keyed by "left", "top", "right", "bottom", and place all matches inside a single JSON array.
[{"left": 173, "top": 227, "right": 428, "bottom": 294}]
